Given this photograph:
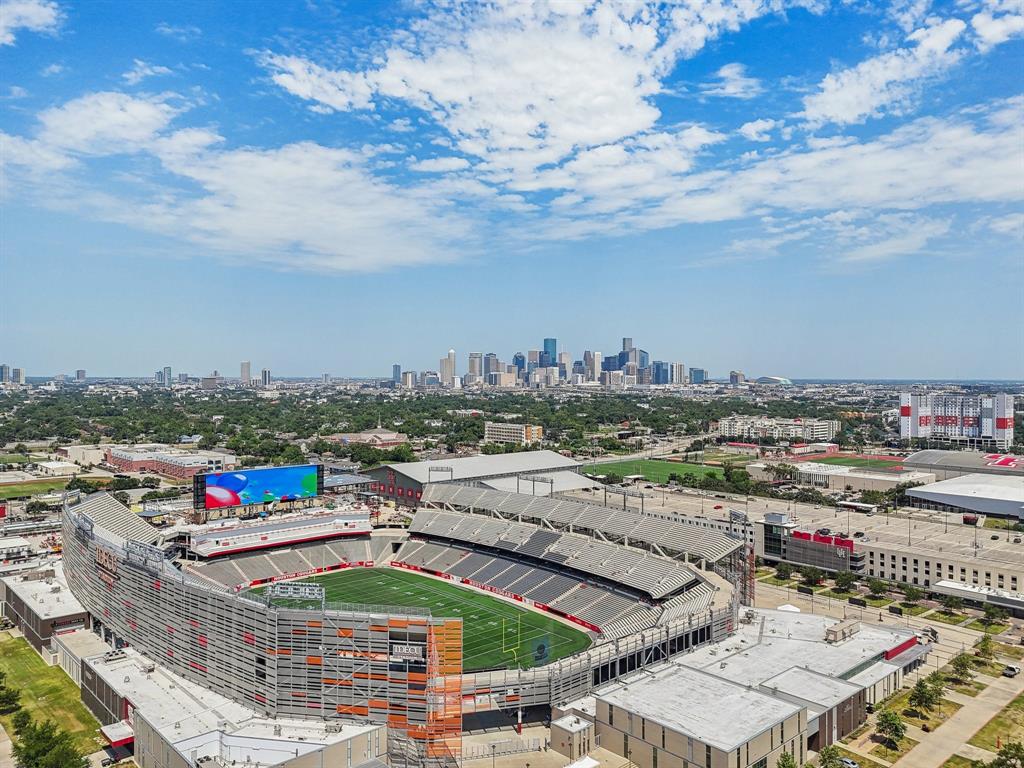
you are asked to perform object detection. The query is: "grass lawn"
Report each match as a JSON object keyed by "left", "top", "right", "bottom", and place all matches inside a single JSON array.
[
  {"left": 0, "top": 479, "right": 69, "bottom": 500},
  {"left": 982, "top": 517, "right": 1024, "bottom": 531},
  {"left": 815, "top": 456, "right": 904, "bottom": 470},
  {"left": 760, "top": 576, "right": 797, "bottom": 587},
  {"left": 886, "top": 687, "right": 962, "bottom": 730},
  {"left": 947, "top": 676, "right": 988, "bottom": 697},
  {"left": 584, "top": 459, "right": 724, "bottom": 484},
  {"left": 966, "top": 620, "right": 1011, "bottom": 634},
  {"left": 0, "top": 633, "right": 103, "bottom": 755},
  {"left": 930, "top": 611, "right": 970, "bottom": 626},
  {"left": 968, "top": 690, "right": 1024, "bottom": 752},
  {"left": 869, "top": 735, "right": 918, "bottom": 762},
  {"left": 941, "top": 755, "right": 978, "bottom": 768},
  {"left": 265, "top": 567, "right": 592, "bottom": 673},
  {"left": 994, "top": 642, "right": 1024, "bottom": 661},
  {"left": 899, "top": 602, "right": 931, "bottom": 616},
  {"left": 864, "top": 595, "right": 894, "bottom": 608},
  {"left": 834, "top": 745, "right": 886, "bottom": 768},
  {"left": 972, "top": 657, "right": 1009, "bottom": 677},
  {"left": 0, "top": 454, "right": 33, "bottom": 464}
]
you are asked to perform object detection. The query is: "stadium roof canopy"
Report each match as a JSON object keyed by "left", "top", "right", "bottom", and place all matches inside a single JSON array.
[
  {"left": 71, "top": 492, "right": 158, "bottom": 544},
  {"left": 480, "top": 470, "right": 601, "bottom": 495},
  {"left": 903, "top": 450, "right": 1024, "bottom": 476},
  {"left": 375, "top": 450, "right": 578, "bottom": 485},
  {"left": 907, "top": 474, "right": 1024, "bottom": 519}
]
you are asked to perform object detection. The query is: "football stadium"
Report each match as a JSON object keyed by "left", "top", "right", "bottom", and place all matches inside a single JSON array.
[{"left": 58, "top": 462, "right": 752, "bottom": 767}]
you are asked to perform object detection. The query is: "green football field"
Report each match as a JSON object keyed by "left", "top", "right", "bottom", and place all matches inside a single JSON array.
[
  {"left": 585, "top": 459, "right": 724, "bottom": 483},
  {"left": 813, "top": 456, "right": 905, "bottom": 471},
  {"left": 275, "top": 568, "right": 593, "bottom": 672}
]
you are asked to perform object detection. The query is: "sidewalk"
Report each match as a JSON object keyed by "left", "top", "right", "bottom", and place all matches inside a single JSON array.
[{"left": 891, "top": 672, "right": 1024, "bottom": 768}]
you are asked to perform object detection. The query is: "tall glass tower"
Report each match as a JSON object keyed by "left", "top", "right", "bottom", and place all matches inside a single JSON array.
[{"left": 542, "top": 338, "right": 557, "bottom": 367}]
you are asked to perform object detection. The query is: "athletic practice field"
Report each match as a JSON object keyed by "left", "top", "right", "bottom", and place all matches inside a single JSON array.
[
  {"left": 812, "top": 455, "right": 905, "bottom": 471},
  {"left": 585, "top": 459, "right": 724, "bottom": 484},
  {"left": 277, "top": 568, "right": 593, "bottom": 672}
]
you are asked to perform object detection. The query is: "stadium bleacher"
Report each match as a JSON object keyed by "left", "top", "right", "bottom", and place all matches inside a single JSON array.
[
  {"left": 419, "top": 484, "right": 744, "bottom": 563},
  {"left": 409, "top": 508, "right": 696, "bottom": 600}
]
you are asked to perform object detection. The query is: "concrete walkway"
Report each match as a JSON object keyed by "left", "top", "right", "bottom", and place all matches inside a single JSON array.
[
  {"left": 0, "top": 723, "right": 12, "bottom": 768},
  {"left": 891, "top": 671, "right": 1024, "bottom": 768}
]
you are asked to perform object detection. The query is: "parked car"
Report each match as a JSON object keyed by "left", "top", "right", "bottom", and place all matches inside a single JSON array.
[
  {"left": 1003, "top": 665, "right": 1021, "bottom": 678},
  {"left": 840, "top": 758, "right": 860, "bottom": 768}
]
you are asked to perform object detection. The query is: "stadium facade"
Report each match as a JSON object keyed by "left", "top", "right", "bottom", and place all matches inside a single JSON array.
[{"left": 62, "top": 486, "right": 747, "bottom": 765}]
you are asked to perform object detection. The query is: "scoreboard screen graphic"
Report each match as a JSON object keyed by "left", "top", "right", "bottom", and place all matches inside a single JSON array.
[{"left": 194, "top": 464, "right": 323, "bottom": 510}]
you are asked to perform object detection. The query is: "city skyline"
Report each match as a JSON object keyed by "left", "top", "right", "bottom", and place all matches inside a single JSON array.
[{"left": 2, "top": 0, "right": 1023, "bottom": 379}]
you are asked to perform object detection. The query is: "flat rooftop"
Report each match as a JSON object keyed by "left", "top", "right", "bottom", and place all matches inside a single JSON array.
[
  {"left": 678, "top": 609, "right": 916, "bottom": 689},
  {"left": 86, "top": 649, "right": 380, "bottom": 766},
  {"left": 761, "top": 667, "right": 864, "bottom": 715},
  {"left": 53, "top": 628, "right": 111, "bottom": 659},
  {"left": 596, "top": 663, "right": 803, "bottom": 753},
  {"left": 380, "top": 450, "right": 579, "bottom": 484},
  {"left": 1, "top": 563, "right": 85, "bottom": 619}
]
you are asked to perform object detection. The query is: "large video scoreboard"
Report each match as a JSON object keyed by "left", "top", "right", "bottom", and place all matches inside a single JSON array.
[{"left": 193, "top": 464, "right": 324, "bottom": 510}]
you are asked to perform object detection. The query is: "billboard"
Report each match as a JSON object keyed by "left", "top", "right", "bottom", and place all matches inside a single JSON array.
[{"left": 194, "top": 464, "right": 323, "bottom": 510}]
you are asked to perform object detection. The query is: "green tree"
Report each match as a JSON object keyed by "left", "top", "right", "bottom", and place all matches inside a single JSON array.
[
  {"left": 983, "top": 604, "right": 1008, "bottom": 627},
  {"left": 12, "top": 708, "right": 31, "bottom": 735},
  {"left": 0, "top": 684, "right": 20, "bottom": 713},
  {"left": 800, "top": 566, "right": 824, "bottom": 586},
  {"left": 111, "top": 491, "right": 130, "bottom": 506},
  {"left": 817, "top": 744, "right": 843, "bottom": 768},
  {"left": 977, "top": 633, "right": 995, "bottom": 659},
  {"left": 834, "top": 571, "right": 856, "bottom": 593},
  {"left": 925, "top": 670, "right": 947, "bottom": 702},
  {"left": 868, "top": 578, "right": 889, "bottom": 597},
  {"left": 909, "top": 678, "right": 936, "bottom": 714},
  {"left": 876, "top": 708, "right": 907, "bottom": 751},
  {"left": 776, "top": 752, "right": 798, "bottom": 768},
  {"left": 984, "top": 741, "right": 1024, "bottom": 768},
  {"left": 902, "top": 584, "right": 924, "bottom": 604},
  {"left": 12, "top": 718, "right": 89, "bottom": 768},
  {"left": 775, "top": 562, "right": 793, "bottom": 581},
  {"left": 942, "top": 595, "right": 964, "bottom": 614},
  {"left": 952, "top": 653, "right": 975, "bottom": 682}
]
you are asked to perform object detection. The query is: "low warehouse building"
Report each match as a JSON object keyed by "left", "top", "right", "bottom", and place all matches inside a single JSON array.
[{"left": 907, "top": 474, "right": 1024, "bottom": 520}]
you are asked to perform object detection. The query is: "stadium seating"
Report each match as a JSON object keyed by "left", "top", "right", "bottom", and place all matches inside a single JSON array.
[
  {"left": 419, "top": 484, "right": 744, "bottom": 563},
  {"left": 410, "top": 509, "right": 696, "bottom": 599}
]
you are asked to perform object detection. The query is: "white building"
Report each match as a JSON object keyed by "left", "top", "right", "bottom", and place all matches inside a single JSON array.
[
  {"left": 671, "top": 362, "right": 686, "bottom": 385},
  {"left": 718, "top": 415, "right": 841, "bottom": 442},
  {"left": 900, "top": 392, "right": 1014, "bottom": 449},
  {"left": 439, "top": 349, "right": 456, "bottom": 387}
]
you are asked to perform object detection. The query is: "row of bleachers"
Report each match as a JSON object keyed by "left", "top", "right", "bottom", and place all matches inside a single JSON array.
[
  {"left": 188, "top": 537, "right": 377, "bottom": 587},
  {"left": 410, "top": 509, "right": 696, "bottom": 599},
  {"left": 420, "top": 485, "right": 743, "bottom": 563}
]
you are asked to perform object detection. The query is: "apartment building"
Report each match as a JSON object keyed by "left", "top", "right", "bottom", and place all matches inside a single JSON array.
[
  {"left": 483, "top": 421, "right": 544, "bottom": 445},
  {"left": 717, "top": 416, "right": 841, "bottom": 442}
]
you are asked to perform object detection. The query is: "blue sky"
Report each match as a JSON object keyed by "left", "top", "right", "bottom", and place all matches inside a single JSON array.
[{"left": 1, "top": 0, "right": 1022, "bottom": 380}]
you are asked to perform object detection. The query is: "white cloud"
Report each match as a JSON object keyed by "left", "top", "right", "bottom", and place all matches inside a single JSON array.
[
  {"left": 260, "top": 1, "right": 798, "bottom": 182},
  {"left": 802, "top": 18, "right": 967, "bottom": 127},
  {"left": 738, "top": 118, "right": 780, "bottom": 141},
  {"left": 154, "top": 22, "right": 200, "bottom": 42},
  {"left": 38, "top": 91, "right": 179, "bottom": 153},
  {"left": 409, "top": 156, "right": 471, "bottom": 172},
  {"left": 0, "top": 131, "right": 77, "bottom": 173},
  {"left": 701, "top": 63, "right": 763, "bottom": 99},
  {"left": 388, "top": 117, "right": 415, "bottom": 133},
  {"left": 123, "top": 59, "right": 173, "bottom": 85},
  {"left": 839, "top": 215, "right": 950, "bottom": 262},
  {"left": 6, "top": 85, "right": 29, "bottom": 99},
  {"left": 40, "top": 62, "right": 64, "bottom": 76},
  {"left": 0, "top": 0, "right": 60, "bottom": 46},
  {"left": 971, "top": 0, "right": 1024, "bottom": 50},
  {"left": 888, "top": 0, "right": 932, "bottom": 32},
  {"left": 987, "top": 211, "right": 1024, "bottom": 237}
]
